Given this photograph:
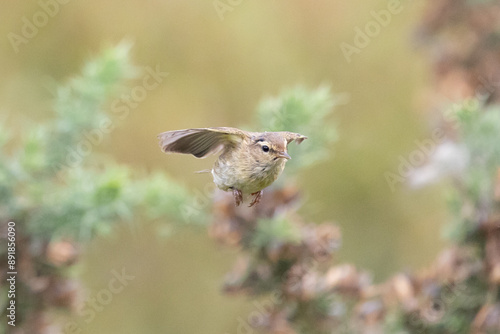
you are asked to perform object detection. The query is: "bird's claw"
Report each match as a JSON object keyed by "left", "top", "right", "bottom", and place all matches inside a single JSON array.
[
  {"left": 233, "top": 188, "right": 243, "bottom": 206},
  {"left": 249, "top": 191, "right": 263, "bottom": 207}
]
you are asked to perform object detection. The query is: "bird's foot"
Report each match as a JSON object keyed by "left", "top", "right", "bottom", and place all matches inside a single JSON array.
[
  {"left": 232, "top": 188, "right": 243, "bottom": 206},
  {"left": 249, "top": 190, "right": 263, "bottom": 207}
]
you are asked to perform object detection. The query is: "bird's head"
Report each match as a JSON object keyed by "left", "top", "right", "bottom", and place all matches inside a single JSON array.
[{"left": 251, "top": 132, "right": 297, "bottom": 165}]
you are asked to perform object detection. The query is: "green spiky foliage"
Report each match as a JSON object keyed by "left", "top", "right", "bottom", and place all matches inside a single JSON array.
[
  {"left": 0, "top": 43, "right": 204, "bottom": 241},
  {"left": 447, "top": 102, "right": 500, "bottom": 244},
  {"left": 382, "top": 101, "right": 500, "bottom": 334},
  {"left": 0, "top": 44, "right": 206, "bottom": 333},
  {"left": 255, "top": 85, "right": 342, "bottom": 174}
]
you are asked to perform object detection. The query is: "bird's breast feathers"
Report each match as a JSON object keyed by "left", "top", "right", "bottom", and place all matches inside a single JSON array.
[{"left": 212, "top": 156, "right": 285, "bottom": 194}]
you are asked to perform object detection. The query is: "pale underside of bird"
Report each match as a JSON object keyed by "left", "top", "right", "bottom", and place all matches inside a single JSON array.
[{"left": 158, "top": 127, "right": 307, "bottom": 207}]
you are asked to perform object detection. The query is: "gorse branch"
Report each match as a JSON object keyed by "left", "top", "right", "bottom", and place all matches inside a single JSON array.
[
  {"left": 48, "top": 42, "right": 137, "bottom": 172},
  {"left": 0, "top": 44, "right": 206, "bottom": 332}
]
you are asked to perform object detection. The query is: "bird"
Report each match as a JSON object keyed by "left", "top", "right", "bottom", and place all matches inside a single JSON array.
[{"left": 157, "top": 127, "right": 307, "bottom": 207}]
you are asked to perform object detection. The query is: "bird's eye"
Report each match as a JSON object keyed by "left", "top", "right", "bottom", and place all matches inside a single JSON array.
[{"left": 262, "top": 145, "right": 270, "bottom": 152}]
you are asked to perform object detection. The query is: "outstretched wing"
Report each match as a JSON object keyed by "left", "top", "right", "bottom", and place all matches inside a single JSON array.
[
  {"left": 279, "top": 132, "right": 308, "bottom": 145},
  {"left": 158, "top": 127, "right": 248, "bottom": 158}
]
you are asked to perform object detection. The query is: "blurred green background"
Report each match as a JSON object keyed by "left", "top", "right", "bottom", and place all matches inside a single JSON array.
[{"left": 1, "top": 0, "right": 448, "bottom": 333}]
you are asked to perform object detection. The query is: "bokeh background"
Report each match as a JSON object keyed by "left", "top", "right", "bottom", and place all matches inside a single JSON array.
[{"left": 1, "top": 1, "right": 448, "bottom": 333}]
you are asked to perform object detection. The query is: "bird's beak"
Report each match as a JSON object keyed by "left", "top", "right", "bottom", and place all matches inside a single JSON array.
[{"left": 277, "top": 151, "right": 291, "bottom": 160}]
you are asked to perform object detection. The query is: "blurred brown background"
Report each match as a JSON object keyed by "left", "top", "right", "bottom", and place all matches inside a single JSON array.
[{"left": 0, "top": 0, "right": 448, "bottom": 332}]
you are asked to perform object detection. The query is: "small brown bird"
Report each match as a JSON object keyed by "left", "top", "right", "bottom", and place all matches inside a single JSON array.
[{"left": 158, "top": 127, "right": 307, "bottom": 206}]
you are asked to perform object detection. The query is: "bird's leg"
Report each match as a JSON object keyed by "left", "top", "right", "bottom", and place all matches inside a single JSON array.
[
  {"left": 232, "top": 188, "right": 243, "bottom": 206},
  {"left": 249, "top": 190, "right": 263, "bottom": 207}
]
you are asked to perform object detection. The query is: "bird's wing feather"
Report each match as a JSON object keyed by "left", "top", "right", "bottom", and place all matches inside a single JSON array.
[
  {"left": 279, "top": 132, "right": 308, "bottom": 145},
  {"left": 158, "top": 127, "right": 247, "bottom": 158}
]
